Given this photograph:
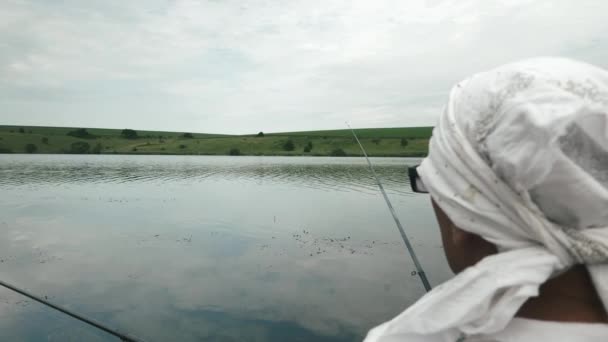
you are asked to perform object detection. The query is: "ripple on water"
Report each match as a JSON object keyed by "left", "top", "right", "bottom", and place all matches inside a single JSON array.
[{"left": 0, "top": 155, "right": 420, "bottom": 196}]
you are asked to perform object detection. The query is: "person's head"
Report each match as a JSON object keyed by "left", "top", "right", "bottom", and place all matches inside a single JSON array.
[
  {"left": 416, "top": 57, "right": 608, "bottom": 278},
  {"left": 369, "top": 58, "right": 608, "bottom": 340}
]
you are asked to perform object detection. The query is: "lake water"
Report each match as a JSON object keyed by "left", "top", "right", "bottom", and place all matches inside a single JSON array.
[{"left": 0, "top": 155, "right": 452, "bottom": 341}]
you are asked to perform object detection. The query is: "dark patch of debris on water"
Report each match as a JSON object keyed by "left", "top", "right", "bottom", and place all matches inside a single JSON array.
[{"left": 259, "top": 228, "right": 404, "bottom": 257}]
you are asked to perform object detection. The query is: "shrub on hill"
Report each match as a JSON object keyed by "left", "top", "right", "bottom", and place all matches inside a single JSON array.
[
  {"left": 67, "top": 128, "right": 96, "bottom": 139},
  {"left": 121, "top": 129, "right": 138, "bottom": 139},
  {"left": 69, "top": 141, "right": 90, "bottom": 154},
  {"left": 25, "top": 143, "right": 37, "bottom": 153},
  {"left": 330, "top": 148, "right": 347, "bottom": 157},
  {"left": 303, "top": 141, "right": 313, "bottom": 153},
  {"left": 229, "top": 148, "right": 241, "bottom": 156},
  {"left": 92, "top": 143, "right": 103, "bottom": 154},
  {"left": 283, "top": 139, "right": 295, "bottom": 151}
]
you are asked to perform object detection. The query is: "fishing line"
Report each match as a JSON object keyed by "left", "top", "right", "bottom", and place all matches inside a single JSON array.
[
  {"left": 347, "top": 123, "right": 432, "bottom": 292},
  {"left": 0, "top": 279, "right": 145, "bottom": 342}
]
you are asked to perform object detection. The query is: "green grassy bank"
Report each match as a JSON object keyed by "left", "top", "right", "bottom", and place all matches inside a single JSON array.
[{"left": 0, "top": 125, "right": 432, "bottom": 157}]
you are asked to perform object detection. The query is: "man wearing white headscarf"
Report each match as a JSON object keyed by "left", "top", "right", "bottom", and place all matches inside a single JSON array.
[{"left": 364, "top": 57, "right": 608, "bottom": 341}]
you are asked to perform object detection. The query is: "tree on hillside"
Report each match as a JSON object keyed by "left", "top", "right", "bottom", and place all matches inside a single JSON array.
[
  {"left": 18, "top": 128, "right": 25, "bottom": 133},
  {"left": 67, "top": 128, "right": 96, "bottom": 139},
  {"left": 121, "top": 129, "right": 138, "bottom": 139},
  {"left": 92, "top": 143, "right": 103, "bottom": 154},
  {"left": 400, "top": 138, "right": 409, "bottom": 147},
  {"left": 182, "top": 133, "right": 194, "bottom": 138},
  {"left": 69, "top": 141, "right": 90, "bottom": 154},
  {"left": 330, "top": 148, "right": 347, "bottom": 157},
  {"left": 229, "top": 148, "right": 241, "bottom": 156},
  {"left": 303, "top": 141, "right": 313, "bottom": 153},
  {"left": 283, "top": 139, "right": 295, "bottom": 151},
  {"left": 257, "top": 132, "right": 265, "bottom": 137},
  {"left": 25, "top": 143, "right": 37, "bottom": 153},
  {"left": 41, "top": 137, "right": 49, "bottom": 144}
]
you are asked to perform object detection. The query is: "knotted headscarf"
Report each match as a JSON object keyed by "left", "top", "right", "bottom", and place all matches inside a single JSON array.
[{"left": 365, "top": 57, "right": 608, "bottom": 342}]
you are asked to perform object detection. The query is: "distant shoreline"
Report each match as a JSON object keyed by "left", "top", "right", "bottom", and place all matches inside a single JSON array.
[{"left": 0, "top": 125, "right": 431, "bottom": 157}]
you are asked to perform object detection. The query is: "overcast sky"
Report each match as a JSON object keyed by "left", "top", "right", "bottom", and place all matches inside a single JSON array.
[{"left": 1, "top": 0, "right": 607, "bottom": 134}]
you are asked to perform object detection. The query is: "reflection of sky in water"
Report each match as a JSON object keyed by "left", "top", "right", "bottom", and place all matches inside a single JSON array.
[{"left": 0, "top": 155, "right": 452, "bottom": 341}]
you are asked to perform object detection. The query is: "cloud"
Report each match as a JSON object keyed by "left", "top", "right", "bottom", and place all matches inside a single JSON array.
[{"left": 1, "top": 0, "right": 607, "bottom": 133}]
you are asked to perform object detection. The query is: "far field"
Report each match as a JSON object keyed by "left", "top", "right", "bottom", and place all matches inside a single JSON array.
[
  {"left": 0, "top": 125, "right": 432, "bottom": 157},
  {"left": 269, "top": 127, "right": 433, "bottom": 139}
]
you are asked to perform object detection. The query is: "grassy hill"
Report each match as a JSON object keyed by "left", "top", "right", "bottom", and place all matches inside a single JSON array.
[
  {"left": 0, "top": 125, "right": 432, "bottom": 157},
  {"left": 269, "top": 127, "right": 433, "bottom": 139}
]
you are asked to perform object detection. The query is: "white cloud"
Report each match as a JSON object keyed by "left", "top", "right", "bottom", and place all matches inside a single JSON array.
[{"left": 1, "top": 0, "right": 607, "bottom": 133}]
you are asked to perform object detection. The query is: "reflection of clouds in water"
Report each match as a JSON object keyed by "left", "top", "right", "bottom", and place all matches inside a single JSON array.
[
  {"left": 1, "top": 220, "right": 424, "bottom": 340},
  {"left": 0, "top": 155, "right": 450, "bottom": 341}
]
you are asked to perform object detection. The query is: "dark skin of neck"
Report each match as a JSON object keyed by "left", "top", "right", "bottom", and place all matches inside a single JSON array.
[
  {"left": 432, "top": 199, "right": 608, "bottom": 324},
  {"left": 518, "top": 265, "right": 608, "bottom": 323}
]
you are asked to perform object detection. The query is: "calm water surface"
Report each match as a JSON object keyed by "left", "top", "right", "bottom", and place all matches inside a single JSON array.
[{"left": 0, "top": 155, "right": 452, "bottom": 341}]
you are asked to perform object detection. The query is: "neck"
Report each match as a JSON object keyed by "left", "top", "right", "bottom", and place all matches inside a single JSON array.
[{"left": 517, "top": 264, "right": 608, "bottom": 323}]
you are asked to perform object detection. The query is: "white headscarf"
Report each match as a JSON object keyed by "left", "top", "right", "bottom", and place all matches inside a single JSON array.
[{"left": 365, "top": 57, "right": 608, "bottom": 342}]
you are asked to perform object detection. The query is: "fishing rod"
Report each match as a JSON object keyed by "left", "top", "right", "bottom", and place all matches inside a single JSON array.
[
  {"left": 0, "top": 279, "right": 145, "bottom": 342},
  {"left": 347, "top": 123, "right": 432, "bottom": 292}
]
